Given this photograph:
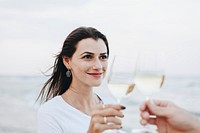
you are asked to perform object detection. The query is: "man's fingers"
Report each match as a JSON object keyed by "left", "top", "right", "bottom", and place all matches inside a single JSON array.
[
  {"left": 139, "top": 101, "right": 147, "bottom": 111},
  {"left": 140, "top": 111, "right": 150, "bottom": 120},
  {"left": 140, "top": 117, "right": 156, "bottom": 126}
]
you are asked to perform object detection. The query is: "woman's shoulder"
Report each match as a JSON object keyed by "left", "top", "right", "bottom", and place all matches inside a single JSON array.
[{"left": 37, "top": 96, "right": 63, "bottom": 114}]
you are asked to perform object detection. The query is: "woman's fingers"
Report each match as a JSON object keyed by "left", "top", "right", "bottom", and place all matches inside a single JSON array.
[
  {"left": 92, "top": 107, "right": 124, "bottom": 118},
  {"left": 92, "top": 115, "right": 122, "bottom": 125},
  {"left": 92, "top": 104, "right": 125, "bottom": 118},
  {"left": 88, "top": 104, "right": 125, "bottom": 132},
  {"left": 106, "top": 116, "right": 122, "bottom": 125},
  {"left": 96, "top": 103, "right": 126, "bottom": 111},
  {"left": 103, "top": 123, "right": 122, "bottom": 131},
  {"left": 91, "top": 123, "right": 122, "bottom": 132}
]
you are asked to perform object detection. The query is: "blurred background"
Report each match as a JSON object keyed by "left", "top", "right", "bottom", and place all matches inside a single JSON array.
[{"left": 0, "top": 0, "right": 200, "bottom": 132}]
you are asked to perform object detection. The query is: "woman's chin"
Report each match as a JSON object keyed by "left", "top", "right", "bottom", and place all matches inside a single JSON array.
[{"left": 92, "top": 82, "right": 102, "bottom": 87}]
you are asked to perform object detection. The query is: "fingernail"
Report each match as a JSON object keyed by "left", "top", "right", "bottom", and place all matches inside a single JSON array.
[{"left": 120, "top": 105, "right": 126, "bottom": 110}]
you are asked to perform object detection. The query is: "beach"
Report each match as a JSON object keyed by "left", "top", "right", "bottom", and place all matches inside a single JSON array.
[
  {"left": 0, "top": 75, "right": 200, "bottom": 133},
  {"left": 0, "top": 76, "right": 43, "bottom": 133}
]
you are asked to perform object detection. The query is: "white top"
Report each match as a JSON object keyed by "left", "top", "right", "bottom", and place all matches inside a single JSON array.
[{"left": 37, "top": 94, "right": 116, "bottom": 133}]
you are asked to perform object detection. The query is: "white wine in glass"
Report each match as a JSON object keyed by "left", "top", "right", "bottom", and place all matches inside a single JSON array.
[
  {"left": 108, "top": 56, "right": 135, "bottom": 103},
  {"left": 134, "top": 73, "right": 164, "bottom": 97},
  {"left": 108, "top": 83, "right": 135, "bottom": 102},
  {"left": 135, "top": 51, "right": 165, "bottom": 98},
  {"left": 133, "top": 51, "right": 165, "bottom": 133}
]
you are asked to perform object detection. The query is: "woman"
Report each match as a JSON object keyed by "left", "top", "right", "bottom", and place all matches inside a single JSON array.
[{"left": 37, "top": 27, "right": 125, "bottom": 133}]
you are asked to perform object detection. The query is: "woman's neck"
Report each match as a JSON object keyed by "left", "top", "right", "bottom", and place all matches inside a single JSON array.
[{"left": 61, "top": 85, "right": 101, "bottom": 115}]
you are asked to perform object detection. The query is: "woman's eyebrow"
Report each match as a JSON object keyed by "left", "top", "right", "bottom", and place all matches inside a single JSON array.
[
  {"left": 80, "top": 52, "right": 94, "bottom": 55},
  {"left": 80, "top": 52, "right": 107, "bottom": 55},
  {"left": 100, "top": 52, "right": 107, "bottom": 55}
]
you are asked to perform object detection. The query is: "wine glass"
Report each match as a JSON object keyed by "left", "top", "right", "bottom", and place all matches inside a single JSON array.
[
  {"left": 132, "top": 50, "right": 165, "bottom": 133},
  {"left": 107, "top": 56, "right": 136, "bottom": 103},
  {"left": 107, "top": 55, "right": 136, "bottom": 133}
]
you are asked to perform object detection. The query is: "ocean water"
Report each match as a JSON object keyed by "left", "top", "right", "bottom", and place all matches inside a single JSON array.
[{"left": 0, "top": 75, "right": 200, "bottom": 133}]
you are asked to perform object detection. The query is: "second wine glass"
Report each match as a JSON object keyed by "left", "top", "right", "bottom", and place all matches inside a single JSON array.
[
  {"left": 134, "top": 51, "right": 165, "bottom": 99},
  {"left": 133, "top": 50, "right": 165, "bottom": 133}
]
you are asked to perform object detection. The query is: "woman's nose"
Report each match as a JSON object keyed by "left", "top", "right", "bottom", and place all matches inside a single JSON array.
[{"left": 92, "top": 59, "right": 102, "bottom": 69}]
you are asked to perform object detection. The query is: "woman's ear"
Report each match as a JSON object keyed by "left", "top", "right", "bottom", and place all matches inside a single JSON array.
[{"left": 62, "top": 56, "right": 71, "bottom": 69}]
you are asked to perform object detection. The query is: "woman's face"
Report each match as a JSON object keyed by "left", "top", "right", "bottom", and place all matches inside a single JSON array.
[{"left": 64, "top": 38, "right": 108, "bottom": 88}]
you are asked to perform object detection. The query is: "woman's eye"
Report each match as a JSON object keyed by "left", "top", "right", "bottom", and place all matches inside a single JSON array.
[
  {"left": 83, "top": 55, "right": 92, "bottom": 59},
  {"left": 100, "top": 55, "right": 108, "bottom": 60}
]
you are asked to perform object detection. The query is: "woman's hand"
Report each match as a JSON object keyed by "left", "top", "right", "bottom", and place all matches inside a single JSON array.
[{"left": 87, "top": 104, "right": 126, "bottom": 133}]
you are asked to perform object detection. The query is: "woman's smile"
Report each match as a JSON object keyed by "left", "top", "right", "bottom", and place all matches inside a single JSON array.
[{"left": 87, "top": 72, "right": 103, "bottom": 78}]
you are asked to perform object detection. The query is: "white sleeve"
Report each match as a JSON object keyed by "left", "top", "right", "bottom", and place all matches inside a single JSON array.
[{"left": 37, "top": 107, "right": 63, "bottom": 133}]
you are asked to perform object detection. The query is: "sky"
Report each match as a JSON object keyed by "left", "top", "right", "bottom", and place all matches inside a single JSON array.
[{"left": 0, "top": 0, "right": 200, "bottom": 76}]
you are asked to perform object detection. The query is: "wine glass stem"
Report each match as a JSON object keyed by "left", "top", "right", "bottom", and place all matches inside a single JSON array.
[{"left": 144, "top": 96, "right": 157, "bottom": 132}]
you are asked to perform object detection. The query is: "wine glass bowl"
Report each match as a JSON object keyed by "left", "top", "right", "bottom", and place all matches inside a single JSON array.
[
  {"left": 134, "top": 72, "right": 164, "bottom": 97},
  {"left": 107, "top": 56, "right": 136, "bottom": 103},
  {"left": 134, "top": 50, "right": 165, "bottom": 133},
  {"left": 135, "top": 51, "right": 165, "bottom": 98}
]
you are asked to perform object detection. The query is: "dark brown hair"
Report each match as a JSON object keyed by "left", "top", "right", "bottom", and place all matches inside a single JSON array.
[{"left": 37, "top": 27, "right": 109, "bottom": 103}]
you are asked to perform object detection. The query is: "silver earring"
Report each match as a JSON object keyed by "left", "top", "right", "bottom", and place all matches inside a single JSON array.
[{"left": 66, "top": 69, "right": 71, "bottom": 77}]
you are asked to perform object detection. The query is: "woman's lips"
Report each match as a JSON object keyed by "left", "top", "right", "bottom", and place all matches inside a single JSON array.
[{"left": 87, "top": 72, "right": 103, "bottom": 77}]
